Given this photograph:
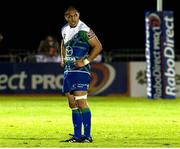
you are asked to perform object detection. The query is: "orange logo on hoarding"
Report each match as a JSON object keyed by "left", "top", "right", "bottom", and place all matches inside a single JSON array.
[{"left": 89, "top": 63, "right": 115, "bottom": 95}]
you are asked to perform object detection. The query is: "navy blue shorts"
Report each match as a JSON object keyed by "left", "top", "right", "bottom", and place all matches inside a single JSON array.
[{"left": 62, "top": 71, "right": 91, "bottom": 93}]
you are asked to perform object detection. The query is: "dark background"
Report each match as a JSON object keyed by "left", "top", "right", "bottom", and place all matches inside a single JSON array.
[{"left": 0, "top": 0, "right": 179, "bottom": 53}]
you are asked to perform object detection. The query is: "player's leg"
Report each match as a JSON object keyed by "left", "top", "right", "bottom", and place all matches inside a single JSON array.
[
  {"left": 65, "top": 92, "right": 77, "bottom": 109},
  {"left": 65, "top": 92, "right": 82, "bottom": 141},
  {"left": 62, "top": 73, "right": 82, "bottom": 142},
  {"left": 74, "top": 91, "right": 93, "bottom": 142}
]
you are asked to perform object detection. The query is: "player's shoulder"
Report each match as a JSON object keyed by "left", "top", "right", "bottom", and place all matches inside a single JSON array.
[
  {"left": 78, "top": 20, "right": 90, "bottom": 32},
  {"left": 78, "top": 21, "right": 96, "bottom": 40},
  {"left": 61, "top": 23, "right": 69, "bottom": 33}
]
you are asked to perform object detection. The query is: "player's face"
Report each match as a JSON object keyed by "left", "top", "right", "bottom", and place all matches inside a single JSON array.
[{"left": 65, "top": 10, "right": 80, "bottom": 28}]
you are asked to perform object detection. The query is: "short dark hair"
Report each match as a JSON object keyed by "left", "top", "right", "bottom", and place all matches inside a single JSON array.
[{"left": 64, "top": 5, "right": 80, "bottom": 16}]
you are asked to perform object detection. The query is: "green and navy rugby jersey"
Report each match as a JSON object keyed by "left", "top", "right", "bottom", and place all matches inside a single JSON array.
[{"left": 61, "top": 20, "right": 95, "bottom": 73}]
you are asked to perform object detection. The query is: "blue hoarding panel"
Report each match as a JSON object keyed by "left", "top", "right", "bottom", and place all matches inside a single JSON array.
[{"left": 0, "top": 63, "right": 129, "bottom": 96}]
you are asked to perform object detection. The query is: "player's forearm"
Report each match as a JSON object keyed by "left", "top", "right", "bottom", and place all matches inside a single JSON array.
[
  {"left": 61, "top": 49, "right": 65, "bottom": 59},
  {"left": 60, "top": 41, "right": 65, "bottom": 63},
  {"left": 88, "top": 44, "right": 102, "bottom": 62},
  {"left": 60, "top": 52, "right": 65, "bottom": 66}
]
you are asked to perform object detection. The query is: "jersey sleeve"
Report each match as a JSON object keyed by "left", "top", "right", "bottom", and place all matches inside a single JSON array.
[{"left": 79, "top": 29, "right": 96, "bottom": 42}]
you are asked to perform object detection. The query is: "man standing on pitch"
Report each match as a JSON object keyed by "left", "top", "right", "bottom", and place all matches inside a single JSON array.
[{"left": 60, "top": 5, "right": 102, "bottom": 143}]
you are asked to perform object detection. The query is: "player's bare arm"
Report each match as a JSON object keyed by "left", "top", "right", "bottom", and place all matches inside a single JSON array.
[
  {"left": 87, "top": 36, "right": 102, "bottom": 62},
  {"left": 60, "top": 40, "right": 65, "bottom": 67}
]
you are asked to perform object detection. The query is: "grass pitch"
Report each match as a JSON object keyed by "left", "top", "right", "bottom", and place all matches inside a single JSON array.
[{"left": 0, "top": 96, "right": 180, "bottom": 147}]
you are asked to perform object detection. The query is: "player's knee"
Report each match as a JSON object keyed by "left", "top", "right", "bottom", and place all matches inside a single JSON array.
[
  {"left": 77, "top": 100, "right": 88, "bottom": 109},
  {"left": 65, "top": 93, "right": 77, "bottom": 109},
  {"left": 74, "top": 94, "right": 87, "bottom": 108},
  {"left": 68, "top": 101, "right": 77, "bottom": 109}
]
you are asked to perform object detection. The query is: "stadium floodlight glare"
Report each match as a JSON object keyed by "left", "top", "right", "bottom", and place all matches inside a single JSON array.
[{"left": 157, "top": 0, "right": 163, "bottom": 11}]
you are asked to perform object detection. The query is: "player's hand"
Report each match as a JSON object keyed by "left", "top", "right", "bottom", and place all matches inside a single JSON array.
[
  {"left": 60, "top": 63, "right": 64, "bottom": 67},
  {"left": 74, "top": 59, "right": 84, "bottom": 68},
  {"left": 60, "top": 62, "right": 64, "bottom": 68}
]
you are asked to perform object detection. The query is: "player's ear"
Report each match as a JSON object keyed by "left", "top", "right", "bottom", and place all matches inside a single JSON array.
[
  {"left": 65, "top": 15, "right": 68, "bottom": 21},
  {"left": 77, "top": 10, "right": 80, "bottom": 15}
]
